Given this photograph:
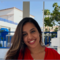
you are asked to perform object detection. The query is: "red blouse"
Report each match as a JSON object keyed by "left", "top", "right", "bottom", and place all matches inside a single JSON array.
[{"left": 18, "top": 47, "right": 60, "bottom": 60}]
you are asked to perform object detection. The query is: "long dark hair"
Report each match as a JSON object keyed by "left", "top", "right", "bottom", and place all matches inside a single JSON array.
[{"left": 5, "top": 17, "right": 42, "bottom": 60}]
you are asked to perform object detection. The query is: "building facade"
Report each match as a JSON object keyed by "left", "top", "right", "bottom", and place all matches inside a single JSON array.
[{"left": 0, "top": 7, "right": 34, "bottom": 34}]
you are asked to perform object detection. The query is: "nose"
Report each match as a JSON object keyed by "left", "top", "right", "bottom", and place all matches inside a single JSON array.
[{"left": 27, "top": 33, "right": 32, "bottom": 40}]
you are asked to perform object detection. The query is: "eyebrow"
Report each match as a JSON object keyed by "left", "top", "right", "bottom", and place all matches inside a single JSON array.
[
  {"left": 23, "top": 28, "right": 35, "bottom": 33},
  {"left": 30, "top": 28, "right": 35, "bottom": 31}
]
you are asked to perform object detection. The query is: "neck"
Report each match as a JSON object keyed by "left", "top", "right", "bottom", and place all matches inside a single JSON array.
[{"left": 28, "top": 44, "right": 45, "bottom": 54}]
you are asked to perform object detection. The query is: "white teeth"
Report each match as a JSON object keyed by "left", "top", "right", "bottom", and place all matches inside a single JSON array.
[{"left": 30, "top": 40, "right": 35, "bottom": 43}]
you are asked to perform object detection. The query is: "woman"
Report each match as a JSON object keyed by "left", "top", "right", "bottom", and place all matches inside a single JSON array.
[{"left": 5, "top": 17, "right": 60, "bottom": 60}]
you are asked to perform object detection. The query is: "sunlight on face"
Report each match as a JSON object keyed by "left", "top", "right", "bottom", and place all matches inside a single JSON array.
[{"left": 23, "top": 22, "right": 41, "bottom": 48}]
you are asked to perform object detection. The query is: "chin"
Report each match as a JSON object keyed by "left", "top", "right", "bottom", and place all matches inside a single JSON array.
[{"left": 28, "top": 45, "right": 37, "bottom": 49}]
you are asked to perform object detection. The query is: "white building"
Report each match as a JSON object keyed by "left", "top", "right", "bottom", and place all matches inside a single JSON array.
[{"left": 0, "top": 7, "right": 34, "bottom": 33}]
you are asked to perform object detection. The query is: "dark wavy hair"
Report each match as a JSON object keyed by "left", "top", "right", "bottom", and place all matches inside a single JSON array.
[{"left": 5, "top": 17, "right": 42, "bottom": 60}]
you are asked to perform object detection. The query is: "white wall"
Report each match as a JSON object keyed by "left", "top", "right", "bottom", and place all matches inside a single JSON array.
[
  {"left": 0, "top": 15, "right": 8, "bottom": 19},
  {"left": 0, "top": 8, "right": 14, "bottom": 16},
  {"left": 0, "top": 21, "right": 17, "bottom": 29},
  {"left": 30, "top": 15, "right": 34, "bottom": 18},
  {"left": 14, "top": 8, "right": 34, "bottom": 23},
  {"left": 14, "top": 8, "right": 23, "bottom": 23},
  {"left": 10, "top": 28, "right": 16, "bottom": 35},
  {"left": 0, "top": 8, "right": 14, "bottom": 21},
  {"left": 0, "top": 49, "right": 9, "bottom": 58},
  {"left": 8, "top": 14, "right": 14, "bottom": 21},
  {"left": 0, "top": 7, "right": 34, "bottom": 23}
]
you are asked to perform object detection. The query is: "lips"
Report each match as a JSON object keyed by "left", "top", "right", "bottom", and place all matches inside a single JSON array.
[{"left": 28, "top": 40, "right": 36, "bottom": 44}]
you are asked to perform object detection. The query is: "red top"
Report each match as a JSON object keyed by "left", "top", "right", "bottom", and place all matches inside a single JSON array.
[{"left": 18, "top": 47, "right": 60, "bottom": 60}]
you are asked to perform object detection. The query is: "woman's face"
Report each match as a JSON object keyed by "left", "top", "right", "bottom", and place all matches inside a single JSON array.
[{"left": 23, "top": 22, "right": 41, "bottom": 48}]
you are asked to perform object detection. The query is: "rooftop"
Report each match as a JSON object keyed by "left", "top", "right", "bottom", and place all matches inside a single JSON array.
[{"left": 0, "top": 7, "right": 34, "bottom": 17}]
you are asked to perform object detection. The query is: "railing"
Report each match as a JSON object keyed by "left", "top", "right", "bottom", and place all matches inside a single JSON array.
[
  {"left": 0, "top": 31, "right": 14, "bottom": 48},
  {"left": 44, "top": 32, "right": 57, "bottom": 45},
  {"left": 0, "top": 31, "right": 57, "bottom": 48}
]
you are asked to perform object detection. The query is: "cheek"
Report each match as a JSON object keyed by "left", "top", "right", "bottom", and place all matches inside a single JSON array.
[
  {"left": 23, "top": 37, "right": 27, "bottom": 43},
  {"left": 36, "top": 33, "right": 40, "bottom": 40},
  {"left": 35, "top": 32, "right": 40, "bottom": 38}
]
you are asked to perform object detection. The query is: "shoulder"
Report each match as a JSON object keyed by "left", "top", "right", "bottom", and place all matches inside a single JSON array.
[
  {"left": 45, "top": 47, "right": 60, "bottom": 59},
  {"left": 45, "top": 47, "right": 58, "bottom": 53}
]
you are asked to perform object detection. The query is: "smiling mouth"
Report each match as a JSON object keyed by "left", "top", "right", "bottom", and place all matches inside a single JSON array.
[{"left": 28, "top": 40, "right": 36, "bottom": 44}]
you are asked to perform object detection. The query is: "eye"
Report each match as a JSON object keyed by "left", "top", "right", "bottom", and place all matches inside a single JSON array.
[
  {"left": 23, "top": 33, "right": 27, "bottom": 37},
  {"left": 31, "top": 30, "right": 35, "bottom": 33}
]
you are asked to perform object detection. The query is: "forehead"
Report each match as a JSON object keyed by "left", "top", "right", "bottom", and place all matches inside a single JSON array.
[{"left": 23, "top": 22, "right": 36, "bottom": 31}]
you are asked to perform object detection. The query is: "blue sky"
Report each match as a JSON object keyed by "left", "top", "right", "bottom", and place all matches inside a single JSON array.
[{"left": 0, "top": 1, "right": 60, "bottom": 27}]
